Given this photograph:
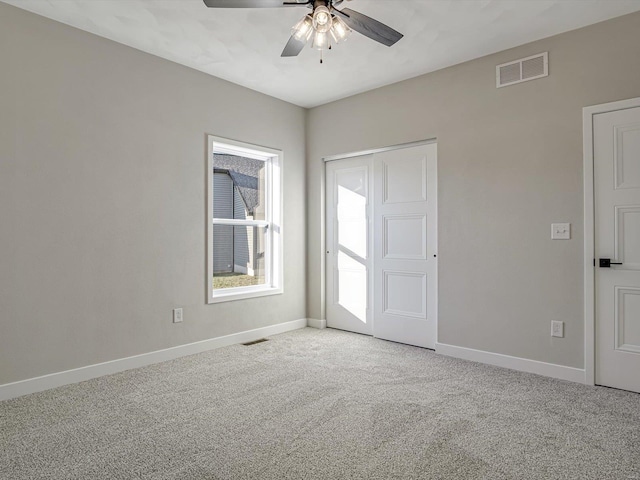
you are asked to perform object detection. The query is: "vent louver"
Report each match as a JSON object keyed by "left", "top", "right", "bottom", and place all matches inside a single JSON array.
[
  {"left": 496, "top": 52, "right": 548, "bottom": 88},
  {"left": 242, "top": 338, "right": 269, "bottom": 346}
]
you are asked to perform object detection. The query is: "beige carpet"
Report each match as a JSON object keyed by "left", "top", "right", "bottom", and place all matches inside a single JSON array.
[{"left": 1, "top": 327, "right": 639, "bottom": 479}]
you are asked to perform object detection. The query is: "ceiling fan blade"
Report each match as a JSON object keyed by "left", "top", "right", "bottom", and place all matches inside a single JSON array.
[
  {"left": 281, "top": 36, "right": 306, "bottom": 57},
  {"left": 333, "top": 7, "right": 403, "bottom": 47},
  {"left": 203, "top": 0, "right": 309, "bottom": 7}
]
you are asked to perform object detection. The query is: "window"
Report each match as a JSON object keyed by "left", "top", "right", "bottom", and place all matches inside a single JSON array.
[{"left": 207, "top": 136, "right": 283, "bottom": 303}]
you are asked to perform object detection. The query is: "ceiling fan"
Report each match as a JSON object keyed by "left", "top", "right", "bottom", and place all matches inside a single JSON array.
[{"left": 202, "top": 0, "right": 403, "bottom": 61}]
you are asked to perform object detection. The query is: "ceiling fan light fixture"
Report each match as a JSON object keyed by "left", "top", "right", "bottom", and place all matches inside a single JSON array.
[
  {"left": 312, "top": 5, "right": 332, "bottom": 33},
  {"left": 329, "top": 15, "right": 351, "bottom": 43},
  {"left": 292, "top": 14, "right": 314, "bottom": 42},
  {"left": 311, "top": 30, "right": 330, "bottom": 51},
  {"left": 203, "top": 0, "right": 404, "bottom": 59}
]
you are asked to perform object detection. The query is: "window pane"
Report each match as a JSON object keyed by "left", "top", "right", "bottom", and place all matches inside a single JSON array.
[
  {"left": 212, "top": 225, "right": 267, "bottom": 290},
  {"left": 213, "top": 154, "right": 266, "bottom": 221}
]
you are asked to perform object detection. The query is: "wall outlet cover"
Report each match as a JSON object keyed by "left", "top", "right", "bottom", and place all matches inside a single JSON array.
[
  {"left": 551, "top": 320, "right": 564, "bottom": 338},
  {"left": 173, "top": 308, "right": 183, "bottom": 323}
]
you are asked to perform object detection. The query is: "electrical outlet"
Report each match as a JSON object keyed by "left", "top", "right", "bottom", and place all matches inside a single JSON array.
[
  {"left": 173, "top": 308, "right": 183, "bottom": 324},
  {"left": 551, "top": 321, "right": 564, "bottom": 338}
]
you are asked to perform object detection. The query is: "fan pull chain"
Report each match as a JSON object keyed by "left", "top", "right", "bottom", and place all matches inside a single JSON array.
[{"left": 320, "top": 49, "right": 323, "bottom": 64}]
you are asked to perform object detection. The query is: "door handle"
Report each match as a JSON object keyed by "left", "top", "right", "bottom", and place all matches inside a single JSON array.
[{"left": 599, "top": 258, "right": 623, "bottom": 268}]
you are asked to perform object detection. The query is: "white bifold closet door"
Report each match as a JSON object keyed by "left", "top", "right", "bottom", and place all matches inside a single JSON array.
[
  {"left": 326, "top": 155, "right": 374, "bottom": 336},
  {"left": 326, "top": 143, "right": 437, "bottom": 348}
]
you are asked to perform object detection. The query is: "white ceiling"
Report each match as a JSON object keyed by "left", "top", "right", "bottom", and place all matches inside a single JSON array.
[{"left": 5, "top": 0, "right": 640, "bottom": 107}]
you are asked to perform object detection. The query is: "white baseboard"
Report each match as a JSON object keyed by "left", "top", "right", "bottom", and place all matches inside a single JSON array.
[
  {"left": 307, "top": 318, "right": 327, "bottom": 329},
  {"left": 435, "top": 342, "right": 586, "bottom": 384},
  {"left": 0, "top": 318, "right": 308, "bottom": 402}
]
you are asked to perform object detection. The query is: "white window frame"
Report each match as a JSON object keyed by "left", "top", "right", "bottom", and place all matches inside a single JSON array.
[{"left": 207, "top": 135, "right": 283, "bottom": 304}]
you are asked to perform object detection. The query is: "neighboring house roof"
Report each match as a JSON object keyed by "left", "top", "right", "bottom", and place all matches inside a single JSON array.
[{"left": 213, "top": 154, "right": 262, "bottom": 214}]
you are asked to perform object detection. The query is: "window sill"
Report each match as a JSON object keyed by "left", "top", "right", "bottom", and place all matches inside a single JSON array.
[{"left": 208, "top": 286, "right": 283, "bottom": 304}]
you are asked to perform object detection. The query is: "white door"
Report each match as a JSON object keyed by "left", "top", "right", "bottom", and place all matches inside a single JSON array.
[
  {"left": 326, "top": 144, "right": 438, "bottom": 349},
  {"left": 326, "top": 155, "right": 374, "bottom": 335},
  {"left": 373, "top": 144, "right": 437, "bottom": 348},
  {"left": 594, "top": 106, "right": 640, "bottom": 393}
]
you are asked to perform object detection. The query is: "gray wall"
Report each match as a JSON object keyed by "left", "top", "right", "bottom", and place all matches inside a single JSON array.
[
  {"left": 3, "top": 1, "right": 640, "bottom": 384},
  {"left": 0, "top": 3, "right": 306, "bottom": 384},
  {"left": 306, "top": 12, "right": 640, "bottom": 369}
]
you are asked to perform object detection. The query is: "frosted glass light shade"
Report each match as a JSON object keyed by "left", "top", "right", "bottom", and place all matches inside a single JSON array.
[
  {"left": 291, "top": 15, "right": 314, "bottom": 42},
  {"left": 312, "top": 30, "right": 330, "bottom": 50},
  {"left": 312, "top": 6, "right": 332, "bottom": 33},
  {"left": 330, "top": 16, "right": 352, "bottom": 43}
]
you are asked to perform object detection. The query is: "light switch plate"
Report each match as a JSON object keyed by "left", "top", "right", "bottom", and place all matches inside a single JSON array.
[{"left": 551, "top": 223, "right": 571, "bottom": 240}]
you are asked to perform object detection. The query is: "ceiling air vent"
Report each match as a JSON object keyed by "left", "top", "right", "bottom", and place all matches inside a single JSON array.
[{"left": 496, "top": 52, "right": 548, "bottom": 88}]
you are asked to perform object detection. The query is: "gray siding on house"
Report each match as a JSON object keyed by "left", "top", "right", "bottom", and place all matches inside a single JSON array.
[
  {"left": 213, "top": 154, "right": 265, "bottom": 279},
  {"left": 213, "top": 172, "right": 233, "bottom": 219},
  {"left": 233, "top": 185, "right": 250, "bottom": 273},
  {"left": 213, "top": 173, "right": 233, "bottom": 273},
  {"left": 213, "top": 171, "right": 258, "bottom": 276}
]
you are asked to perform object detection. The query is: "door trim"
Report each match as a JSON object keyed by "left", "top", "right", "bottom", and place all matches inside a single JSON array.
[
  {"left": 323, "top": 138, "right": 437, "bottom": 163},
  {"left": 583, "top": 96, "right": 640, "bottom": 386}
]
